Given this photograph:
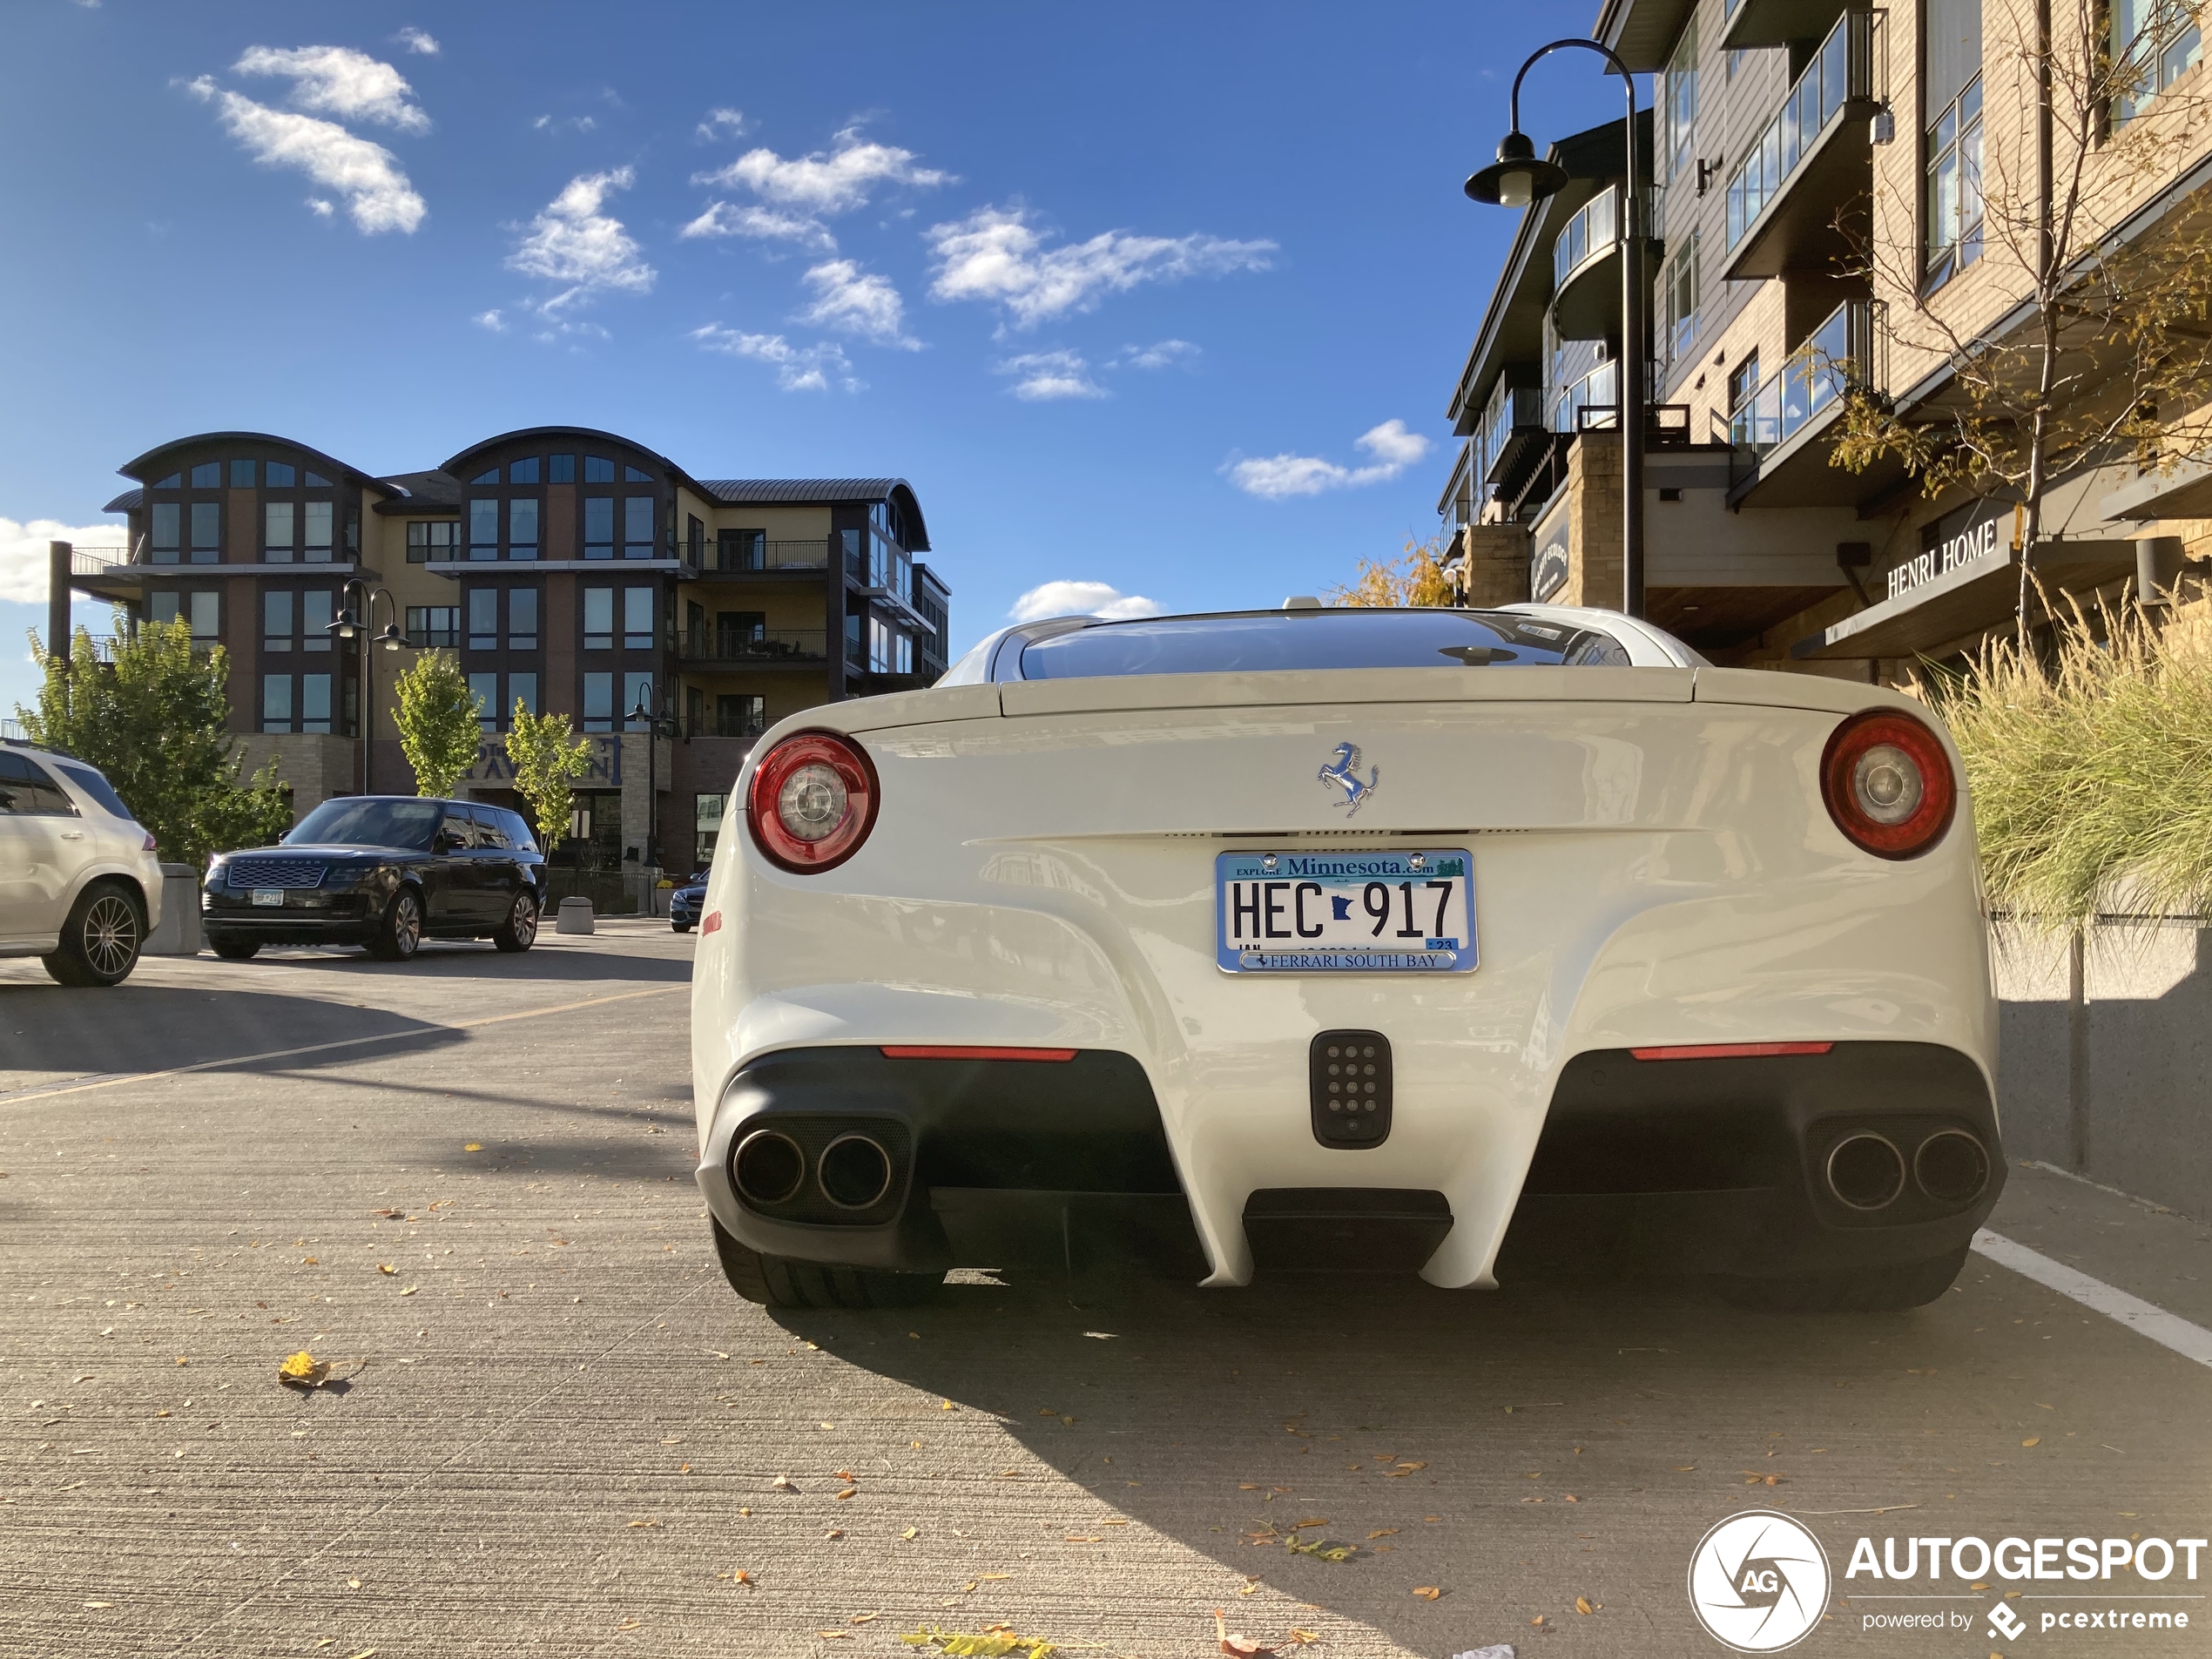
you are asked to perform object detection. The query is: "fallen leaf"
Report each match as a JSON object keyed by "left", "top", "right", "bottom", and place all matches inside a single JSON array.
[
  {"left": 1367, "top": 1528, "right": 1400, "bottom": 1540},
  {"left": 772, "top": 1474, "right": 796, "bottom": 1490},
  {"left": 2022, "top": 1437, "right": 2041, "bottom": 1447},
  {"left": 823, "top": 1527, "right": 844, "bottom": 1540},
  {"left": 1291, "top": 1517, "right": 1329, "bottom": 1529},
  {"left": 835, "top": 1487, "right": 858, "bottom": 1501},
  {"left": 1412, "top": 1585, "right": 1442, "bottom": 1600},
  {"left": 900, "top": 1527, "right": 919, "bottom": 1541},
  {"left": 1673, "top": 1465, "right": 1697, "bottom": 1472},
  {"left": 1576, "top": 1595, "right": 1599, "bottom": 1615},
  {"left": 1214, "top": 1608, "right": 1276, "bottom": 1656},
  {"left": 377, "top": 1264, "right": 395, "bottom": 1276},
  {"left": 851, "top": 1612, "right": 880, "bottom": 1624},
  {"left": 1065, "top": 1534, "right": 1103, "bottom": 1543},
  {"left": 276, "top": 1351, "right": 330, "bottom": 1389},
  {"left": 82, "top": 1601, "right": 111, "bottom": 1609},
  {"left": 398, "top": 1286, "right": 418, "bottom": 1298},
  {"left": 1287, "top": 1631, "right": 1319, "bottom": 1646},
  {"left": 347, "top": 1577, "right": 361, "bottom": 1589},
  {"left": 464, "top": 1143, "right": 482, "bottom": 1152},
  {"left": 628, "top": 1517, "right": 658, "bottom": 1528},
  {"left": 733, "top": 1569, "right": 754, "bottom": 1587}
]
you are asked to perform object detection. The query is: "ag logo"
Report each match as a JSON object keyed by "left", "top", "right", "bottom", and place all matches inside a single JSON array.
[{"left": 1686, "top": 1510, "right": 1831, "bottom": 1652}]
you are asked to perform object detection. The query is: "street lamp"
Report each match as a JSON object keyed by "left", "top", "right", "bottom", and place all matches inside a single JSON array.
[
  {"left": 1466, "top": 37, "right": 1649, "bottom": 618},
  {"left": 626, "top": 689, "right": 678, "bottom": 878},
  {"left": 327, "top": 581, "right": 409, "bottom": 796}
]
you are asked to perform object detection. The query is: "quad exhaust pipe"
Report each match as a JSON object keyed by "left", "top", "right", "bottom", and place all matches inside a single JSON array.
[
  {"left": 1823, "top": 1129, "right": 1990, "bottom": 1211},
  {"left": 732, "top": 1126, "right": 896, "bottom": 1212}
]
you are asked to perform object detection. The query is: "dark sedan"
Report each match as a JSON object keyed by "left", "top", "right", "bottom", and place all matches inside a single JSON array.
[
  {"left": 670, "top": 870, "right": 710, "bottom": 933},
  {"left": 203, "top": 796, "right": 546, "bottom": 962}
]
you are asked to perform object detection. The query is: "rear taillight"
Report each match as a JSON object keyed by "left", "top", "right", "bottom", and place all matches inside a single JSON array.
[
  {"left": 1819, "top": 709, "right": 1956, "bottom": 860},
  {"left": 746, "top": 731, "right": 878, "bottom": 873}
]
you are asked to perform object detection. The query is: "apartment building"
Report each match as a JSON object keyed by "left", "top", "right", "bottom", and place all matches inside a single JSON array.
[
  {"left": 63, "top": 426, "right": 949, "bottom": 879},
  {"left": 1439, "top": 0, "right": 2210, "bottom": 676}
]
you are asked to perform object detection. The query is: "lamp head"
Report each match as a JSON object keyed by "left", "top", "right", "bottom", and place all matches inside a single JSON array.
[
  {"left": 328, "top": 607, "right": 360, "bottom": 641},
  {"left": 1465, "top": 131, "right": 1568, "bottom": 210},
  {"left": 376, "top": 623, "right": 405, "bottom": 651}
]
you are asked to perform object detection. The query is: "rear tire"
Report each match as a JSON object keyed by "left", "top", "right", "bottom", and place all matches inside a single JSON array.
[
  {"left": 709, "top": 1217, "right": 939, "bottom": 1309},
  {"left": 210, "top": 937, "right": 262, "bottom": 961},
  {"left": 492, "top": 892, "right": 539, "bottom": 953},
  {"left": 1717, "top": 1245, "right": 1969, "bottom": 1312},
  {"left": 42, "top": 882, "right": 145, "bottom": 987},
  {"left": 672, "top": 921, "right": 692, "bottom": 934},
  {"left": 365, "top": 887, "right": 422, "bottom": 961}
]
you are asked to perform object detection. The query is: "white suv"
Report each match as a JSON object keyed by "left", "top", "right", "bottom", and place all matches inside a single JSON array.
[{"left": 0, "top": 741, "right": 164, "bottom": 986}]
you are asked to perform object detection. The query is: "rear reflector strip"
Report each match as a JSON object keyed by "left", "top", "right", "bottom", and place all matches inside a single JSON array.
[
  {"left": 880, "top": 1045, "right": 1078, "bottom": 1062},
  {"left": 701, "top": 911, "right": 723, "bottom": 935},
  {"left": 1629, "top": 1041, "right": 1835, "bottom": 1062}
]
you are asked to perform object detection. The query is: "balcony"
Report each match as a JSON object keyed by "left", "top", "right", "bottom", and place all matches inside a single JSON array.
[
  {"left": 699, "top": 538, "right": 833, "bottom": 576},
  {"left": 676, "top": 628, "right": 828, "bottom": 667},
  {"left": 1722, "top": 0, "right": 1853, "bottom": 52},
  {"left": 1549, "top": 190, "right": 1621, "bottom": 342},
  {"left": 1725, "top": 299, "right": 1888, "bottom": 505},
  {"left": 1722, "top": 8, "right": 1881, "bottom": 281}
]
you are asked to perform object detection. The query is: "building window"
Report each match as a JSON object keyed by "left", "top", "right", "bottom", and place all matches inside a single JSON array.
[
  {"left": 264, "top": 501, "right": 295, "bottom": 563},
  {"left": 305, "top": 470, "right": 329, "bottom": 488},
  {"left": 261, "top": 674, "right": 292, "bottom": 732},
  {"left": 469, "top": 499, "right": 498, "bottom": 560},
  {"left": 189, "top": 462, "right": 220, "bottom": 489},
  {"left": 470, "top": 469, "right": 499, "bottom": 485},
  {"left": 583, "top": 587, "right": 613, "bottom": 650},
  {"left": 300, "top": 672, "right": 332, "bottom": 734},
  {"left": 346, "top": 507, "right": 358, "bottom": 554},
  {"left": 2114, "top": 0, "right": 2202, "bottom": 123},
  {"left": 696, "top": 792, "right": 728, "bottom": 862},
  {"left": 624, "top": 671, "right": 654, "bottom": 723},
  {"left": 190, "top": 502, "right": 220, "bottom": 563},
  {"left": 266, "top": 461, "right": 295, "bottom": 489},
  {"left": 468, "top": 590, "right": 498, "bottom": 651},
  {"left": 150, "top": 502, "right": 180, "bottom": 563},
  {"left": 687, "top": 514, "right": 705, "bottom": 563},
  {"left": 623, "top": 497, "right": 654, "bottom": 558},
  {"left": 549, "top": 454, "right": 576, "bottom": 483},
  {"left": 407, "top": 605, "right": 459, "bottom": 648},
  {"left": 624, "top": 586, "right": 653, "bottom": 650},
  {"left": 510, "top": 671, "right": 537, "bottom": 716},
  {"left": 583, "top": 496, "right": 614, "bottom": 557},
  {"left": 304, "top": 500, "right": 333, "bottom": 561},
  {"left": 469, "top": 672, "right": 498, "bottom": 729},
  {"left": 509, "top": 456, "right": 541, "bottom": 484},
  {"left": 584, "top": 455, "right": 616, "bottom": 482},
  {"left": 1726, "top": 351, "right": 1762, "bottom": 416},
  {"left": 407, "top": 520, "right": 458, "bottom": 563},
  {"left": 1662, "top": 17, "right": 1698, "bottom": 179},
  {"left": 303, "top": 589, "right": 334, "bottom": 650},
  {"left": 716, "top": 693, "right": 764, "bottom": 739},
  {"left": 1925, "top": 75, "right": 1983, "bottom": 287},
  {"left": 718, "top": 528, "right": 765, "bottom": 571},
  {"left": 264, "top": 590, "right": 293, "bottom": 651},
  {"left": 583, "top": 671, "right": 614, "bottom": 731},
  {"left": 152, "top": 472, "right": 181, "bottom": 489},
  {"left": 1663, "top": 230, "right": 1701, "bottom": 363},
  {"left": 509, "top": 496, "right": 539, "bottom": 559},
  {"left": 509, "top": 589, "right": 538, "bottom": 650},
  {"left": 230, "top": 459, "right": 256, "bottom": 488}
]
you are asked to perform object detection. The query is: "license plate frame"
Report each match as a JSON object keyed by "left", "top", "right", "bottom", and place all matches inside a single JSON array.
[
  {"left": 1215, "top": 848, "right": 1477, "bottom": 974},
  {"left": 251, "top": 888, "right": 285, "bottom": 907}
]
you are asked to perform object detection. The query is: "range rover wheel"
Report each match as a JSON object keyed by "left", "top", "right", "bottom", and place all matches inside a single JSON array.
[
  {"left": 210, "top": 937, "right": 262, "bottom": 961},
  {"left": 1716, "top": 1245, "right": 1969, "bottom": 1313},
  {"left": 492, "top": 892, "right": 539, "bottom": 953},
  {"left": 367, "top": 888, "right": 422, "bottom": 961},
  {"left": 42, "top": 882, "right": 145, "bottom": 988},
  {"left": 708, "top": 1217, "right": 939, "bottom": 1309}
]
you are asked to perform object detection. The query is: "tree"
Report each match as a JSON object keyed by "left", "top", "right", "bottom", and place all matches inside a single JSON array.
[
  {"left": 1329, "top": 536, "right": 1458, "bottom": 607},
  {"left": 505, "top": 702, "right": 594, "bottom": 853},
  {"left": 17, "top": 617, "right": 293, "bottom": 866},
  {"left": 393, "top": 651, "right": 483, "bottom": 797},
  {"left": 1833, "top": 0, "right": 2212, "bottom": 641}
]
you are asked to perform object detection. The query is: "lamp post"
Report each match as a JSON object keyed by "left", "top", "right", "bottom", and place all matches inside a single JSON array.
[
  {"left": 327, "top": 582, "right": 408, "bottom": 795},
  {"left": 626, "top": 689, "right": 678, "bottom": 878},
  {"left": 1466, "top": 37, "right": 1649, "bottom": 618}
]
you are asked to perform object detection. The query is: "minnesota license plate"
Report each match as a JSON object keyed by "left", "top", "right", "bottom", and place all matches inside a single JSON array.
[
  {"left": 1216, "top": 849, "right": 1476, "bottom": 973},
  {"left": 252, "top": 888, "right": 285, "bottom": 907}
]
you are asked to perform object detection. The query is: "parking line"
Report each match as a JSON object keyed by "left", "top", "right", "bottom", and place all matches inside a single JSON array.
[
  {"left": 0, "top": 985, "right": 682, "bottom": 1112},
  {"left": 1973, "top": 1227, "right": 2212, "bottom": 1370}
]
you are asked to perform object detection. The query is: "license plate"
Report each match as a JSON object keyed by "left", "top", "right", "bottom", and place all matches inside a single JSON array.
[
  {"left": 1216, "top": 849, "right": 1476, "bottom": 973},
  {"left": 252, "top": 888, "right": 285, "bottom": 907}
]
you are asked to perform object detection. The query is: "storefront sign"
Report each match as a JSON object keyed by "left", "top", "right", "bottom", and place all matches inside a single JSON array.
[
  {"left": 1885, "top": 500, "right": 2013, "bottom": 600},
  {"left": 1531, "top": 502, "right": 1571, "bottom": 602},
  {"left": 462, "top": 734, "right": 624, "bottom": 787}
]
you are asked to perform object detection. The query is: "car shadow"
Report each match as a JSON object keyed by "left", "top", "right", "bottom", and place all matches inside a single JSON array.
[
  {"left": 235, "top": 943, "right": 691, "bottom": 984},
  {"left": 742, "top": 1262, "right": 1999, "bottom": 1656}
]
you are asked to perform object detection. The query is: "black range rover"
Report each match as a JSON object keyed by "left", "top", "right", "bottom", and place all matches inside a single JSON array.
[{"left": 204, "top": 796, "right": 547, "bottom": 962}]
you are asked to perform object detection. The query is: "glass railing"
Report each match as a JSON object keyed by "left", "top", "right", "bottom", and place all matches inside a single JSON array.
[
  {"left": 1479, "top": 381, "right": 1545, "bottom": 482},
  {"left": 1551, "top": 188, "right": 1619, "bottom": 289},
  {"left": 1551, "top": 361, "right": 1619, "bottom": 433},
  {"left": 1724, "top": 9, "right": 1872, "bottom": 248},
  {"left": 1726, "top": 300, "right": 1871, "bottom": 454}
]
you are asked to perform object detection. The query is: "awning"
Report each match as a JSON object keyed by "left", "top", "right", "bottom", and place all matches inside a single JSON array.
[
  {"left": 2098, "top": 455, "right": 2212, "bottom": 523},
  {"left": 1790, "top": 542, "right": 2135, "bottom": 659}
]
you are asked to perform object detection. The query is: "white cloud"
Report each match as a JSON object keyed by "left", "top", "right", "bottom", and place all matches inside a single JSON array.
[
  {"left": 188, "top": 78, "right": 426, "bottom": 233},
  {"left": 474, "top": 308, "right": 506, "bottom": 332},
  {"left": 927, "top": 206, "right": 1274, "bottom": 330},
  {"left": 1224, "top": 419, "right": 1434, "bottom": 500},
  {"left": 234, "top": 44, "right": 429, "bottom": 134},
  {"left": 1008, "top": 580, "right": 1162, "bottom": 623},
  {"left": 995, "top": 349, "right": 1104, "bottom": 401},
  {"left": 695, "top": 126, "right": 949, "bottom": 214},
  {"left": 306, "top": 196, "right": 333, "bottom": 217},
  {"left": 0, "top": 519, "right": 128, "bottom": 605},
  {"left": 690, "top": 324, "right": 856, "bottom": 393},
  {"left": 797, "top": 260, "right": 918, "bottom": 347},
  {"left": 395, "top": 27, "right": 439, "bottom": 55},
  {"left": 696, "top": 106, "right": 746, "bottom": 141},
  {"left": 678, "top": 201, "right": 836, "bottom": 251},
  {"left": 1116, "top": 339, "right": 1200, "bottom": 371},
  {"left": 506, "top": 168, "right": 654, "bottom": 310}
]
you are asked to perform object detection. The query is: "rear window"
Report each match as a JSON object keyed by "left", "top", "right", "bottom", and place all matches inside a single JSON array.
[
  {"left": 54, "top": 761, "right": 136, "bottom": 821},
  {"left": 286, "top": 798, "right": 442, "bottom": 849},
  {"left": 1014, "top": 610, "right": 1630, "bottom": 680}
]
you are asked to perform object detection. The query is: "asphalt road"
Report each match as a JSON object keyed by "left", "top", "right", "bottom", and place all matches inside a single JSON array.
[{"left": 4, "top": 925, "right": 2210, "bottom": 1659}]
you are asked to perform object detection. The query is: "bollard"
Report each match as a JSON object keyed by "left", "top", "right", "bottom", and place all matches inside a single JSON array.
[
  {"left": 146, "top": 863, "right": 203, "bottom": 956},
  {"left": 556, "top": 896, "right": 596, "bottom": 936}
]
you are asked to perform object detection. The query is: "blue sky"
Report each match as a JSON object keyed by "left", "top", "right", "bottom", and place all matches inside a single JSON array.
[{"left": 0, "top": 0, "right": 1626, "bottom": 717}]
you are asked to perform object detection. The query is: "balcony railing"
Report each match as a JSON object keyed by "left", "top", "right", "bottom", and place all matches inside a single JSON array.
[
  {"left": 1551, "top": 188, "right": 1618, "bottom": 290},
  {"left": 1727, "top": 300, "right": 1878, "bottom": 455},
  {"left": 1551, "top": 361, "right": 1619, "bottom": 433},
  {"left": 706, "top": 538, "right": 833, "bottom": 573},
  {"left": 685, "top": 715, "right": 768, "bottom": 742},
  {"left": 678, "top": 628, "right": 827, "bottom": 664},
  {"left": 1724, "top": 9, "right": 1874, "bottom": 250}
]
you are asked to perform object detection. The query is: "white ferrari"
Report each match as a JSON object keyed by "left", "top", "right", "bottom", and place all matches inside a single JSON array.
[{"left": 690, "top": 603, "right": 2000, "bottom": 1312}]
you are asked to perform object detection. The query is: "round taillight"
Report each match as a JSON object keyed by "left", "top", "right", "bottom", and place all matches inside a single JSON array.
[
  {"left": 746, "top": 731, "right": 878, "bottom": 873},
  {"left": 1819, "top": 709, "right": 1957, "bottom": 860}
]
